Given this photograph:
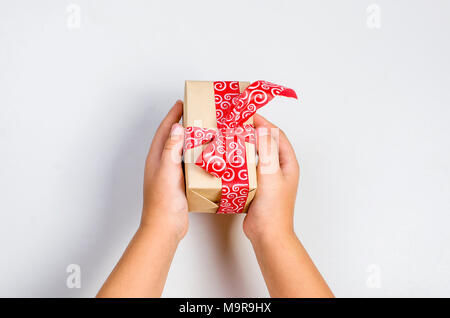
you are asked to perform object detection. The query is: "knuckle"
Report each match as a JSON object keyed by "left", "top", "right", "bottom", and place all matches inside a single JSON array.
[{"left": 163, "top": 139, "right": 178, "bottom": 152}]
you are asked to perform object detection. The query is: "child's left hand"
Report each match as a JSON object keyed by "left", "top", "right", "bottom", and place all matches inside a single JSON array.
[{"left": 141, "top": 100, "right": 188, "bottom": 241}]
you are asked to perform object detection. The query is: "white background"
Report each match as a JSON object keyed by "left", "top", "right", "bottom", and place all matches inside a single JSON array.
[{"left": 1, "top": 0, "right": 449, "bottom": 297}]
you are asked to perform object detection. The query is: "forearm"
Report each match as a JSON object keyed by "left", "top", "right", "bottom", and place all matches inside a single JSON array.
[
  {"left": 250, "top": 230, "right": 334, "bottom": 298},
  {"left": 97, "top": 225, "right": 179, "bottom": 298}
]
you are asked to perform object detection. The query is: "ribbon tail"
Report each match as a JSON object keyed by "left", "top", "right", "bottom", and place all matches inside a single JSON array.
[
  {"left": 279, "top": 87, "right": 298, "bottom": 99},
  {"left": 232, "top": 80, "right": 298, "bottom": 127}
]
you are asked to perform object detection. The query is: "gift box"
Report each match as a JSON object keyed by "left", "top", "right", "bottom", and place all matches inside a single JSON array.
[
  {"left": 183, "top": 81, "right": 256, "bottom": 213},
  {"left": 183, "top": 80, "right": 297, "bottom": 214}
]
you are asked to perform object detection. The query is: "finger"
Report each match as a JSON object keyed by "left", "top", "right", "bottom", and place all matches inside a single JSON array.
[
  {"left": 256, "top": 126, "right": 280, "bottom": 177},
  {"left": 160, "top": 123, "right": 184, "bottom": 169},
  {"left": 253, "top": 114, "right": 299, "bottom": 177},
  {"left": 147, "top": 100, "right": 183, "bottom": 166}
]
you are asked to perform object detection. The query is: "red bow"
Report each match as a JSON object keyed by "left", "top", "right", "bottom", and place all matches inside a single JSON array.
[{"left": 185, "top": 81, "right": 297, "bottom": 213}]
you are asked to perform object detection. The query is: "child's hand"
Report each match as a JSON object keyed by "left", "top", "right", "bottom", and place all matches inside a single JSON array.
[
  {"left": 97, "top": 101, "right": 188, "bottom": 297},
  {"left": 243, "top": 114, "right": 333, "bottom": 297},
  {"left": 141, "top": 100, "right": 188, "bottom": 241},
  {"left": 243, "top": 114, "right": 300, "bottom": 242}
]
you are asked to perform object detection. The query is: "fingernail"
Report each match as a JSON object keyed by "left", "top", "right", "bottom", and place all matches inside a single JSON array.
[{"left": 171, "top": 123, "right": 184, "bottom": 136}]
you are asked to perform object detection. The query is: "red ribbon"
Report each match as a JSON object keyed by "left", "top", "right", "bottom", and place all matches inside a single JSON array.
[{"left": 185, "top": 81, "right": 297, "bottom": 213}]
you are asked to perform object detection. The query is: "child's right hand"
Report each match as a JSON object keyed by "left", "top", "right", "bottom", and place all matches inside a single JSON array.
[
  {"left": 243, "top": 114, "right": 300, "bottom": 242},
  {"left": 244, "top": 115, "right": 333, "bottom": 298}
]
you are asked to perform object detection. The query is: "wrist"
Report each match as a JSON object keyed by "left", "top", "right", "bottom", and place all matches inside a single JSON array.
[
  {"left": 140, "top": 207, "right": 188, "bottom": 242},
  {"left": 138, "top": 218, "right": 184, "bottom": 245},
  {"left": 247, "top": 226, "right": 297, "bottom": 248}
]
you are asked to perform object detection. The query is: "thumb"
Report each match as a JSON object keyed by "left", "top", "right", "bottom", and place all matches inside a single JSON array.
[
  {"left": 161, "top": 123, "right": 184, "bottom": 167},
  {"left": 256, "top": 127, "right": 280, "bottom": 177}
]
